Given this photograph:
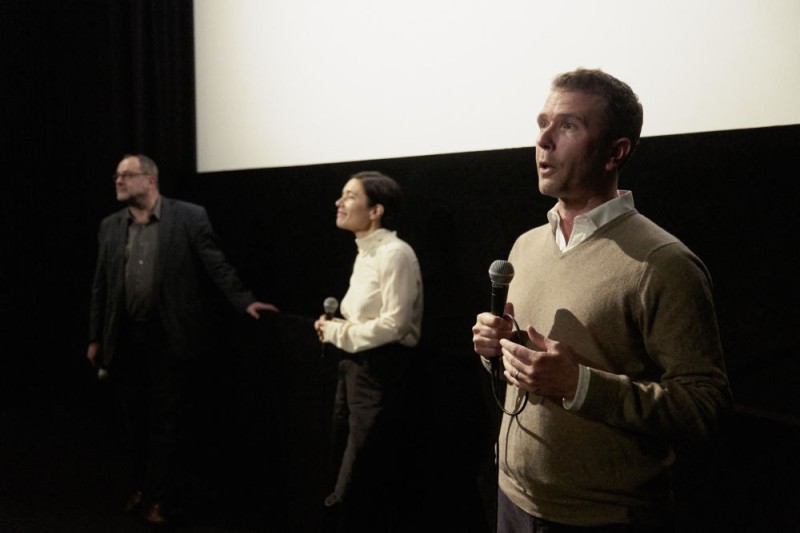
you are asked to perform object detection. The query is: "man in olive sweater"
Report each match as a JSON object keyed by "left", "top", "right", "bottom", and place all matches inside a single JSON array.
[{"left": 472, "top": 69, "right": 732, "bottom": 532}]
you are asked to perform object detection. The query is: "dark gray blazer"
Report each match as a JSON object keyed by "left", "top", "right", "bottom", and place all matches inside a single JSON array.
[{"left": 89, "top": 196, "right": 256, "bottom": 366}]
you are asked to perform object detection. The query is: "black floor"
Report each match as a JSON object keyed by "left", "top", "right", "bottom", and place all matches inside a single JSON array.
[
  {"left": 2, "top": 313, "right": 799, "bottom": 533},
  {"left": 1, "top": 376, "right": 286, "bottom": 533},
  {"left": 0, "top": 314, "right": 497, "bottom": 533}
]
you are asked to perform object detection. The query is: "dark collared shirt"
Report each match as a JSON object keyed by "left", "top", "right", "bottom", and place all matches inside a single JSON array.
[{"left": 124, "top": 198, "right": 161, "bottom": 320}]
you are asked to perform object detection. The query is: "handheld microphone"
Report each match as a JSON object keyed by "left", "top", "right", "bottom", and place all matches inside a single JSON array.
[
  {"left": 488, "top": 260, "right": 515, "bottom": 375},
  {"left": 321, "top": 297, "right": 339, "bottom": 357},
  {"left": 323, "top": 297, "right": 339, "bottom": 320}
]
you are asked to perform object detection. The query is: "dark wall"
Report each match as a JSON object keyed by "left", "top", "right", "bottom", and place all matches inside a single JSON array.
[
  {"left": 2, "top": 1, "right": 799, "bottom": 532},
  {"left": 193, "top": 125, "right": 800, "bottom": 416}
]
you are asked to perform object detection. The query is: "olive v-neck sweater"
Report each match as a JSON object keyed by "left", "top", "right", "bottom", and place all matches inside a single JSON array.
[{"left": 499, "top": 210, "right": 731, "bottom": 527}]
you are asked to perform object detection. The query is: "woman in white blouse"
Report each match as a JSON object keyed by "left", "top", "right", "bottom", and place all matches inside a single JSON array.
[{"left": 315, "top": 171, "right": 423, "bottom": 532}]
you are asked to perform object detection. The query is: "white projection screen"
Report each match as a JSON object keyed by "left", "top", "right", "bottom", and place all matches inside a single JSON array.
[{"left": 194, "top": 0, "right": 800, "bottom": 172}]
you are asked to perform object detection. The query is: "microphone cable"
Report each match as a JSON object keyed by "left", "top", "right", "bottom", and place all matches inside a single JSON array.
[{"left": 490, "top": 313, "right": 528, "bottom": 417}]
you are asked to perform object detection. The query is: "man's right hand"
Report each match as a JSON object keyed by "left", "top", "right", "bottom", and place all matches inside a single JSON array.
[{"left": 471, "top": 301, "right": 515, "bottom": 358}]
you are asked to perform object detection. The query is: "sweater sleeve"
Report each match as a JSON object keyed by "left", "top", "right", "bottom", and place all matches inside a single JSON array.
[{"left": 577, "top": 243, "right": 733, "bottom": 441}]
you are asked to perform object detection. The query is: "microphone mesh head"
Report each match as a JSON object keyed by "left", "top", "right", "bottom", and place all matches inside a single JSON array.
[
  {"left": 323, "top": 297, "right": 339, "bottom": 314},
  {"left": 488, "top": 260, "right": 514, "bottom": 285}
]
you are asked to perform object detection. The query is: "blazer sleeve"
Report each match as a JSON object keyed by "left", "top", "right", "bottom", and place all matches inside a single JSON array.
[{"left": 189, "top": 204, "right": 257, "bottom": 312}]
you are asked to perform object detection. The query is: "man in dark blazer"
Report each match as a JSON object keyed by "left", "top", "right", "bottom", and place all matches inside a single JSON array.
[{"left": 87, "top": 153, "right": 278, "bottom": 525}]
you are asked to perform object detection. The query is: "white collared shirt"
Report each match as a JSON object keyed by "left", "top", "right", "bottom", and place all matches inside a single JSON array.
[{"left": 547, "top": 190, "right": 635, "bottom": 252}]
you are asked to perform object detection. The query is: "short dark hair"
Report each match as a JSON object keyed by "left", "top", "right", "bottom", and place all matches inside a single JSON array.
[
  {"left": 124, "top": 153, "right": 159, "bottom": 177},
  {"left": 351, "top": 171, "right": 403, "bottom": 231},
  {"left": 552, "top": 68, "right": 643, "bottom": 168}
]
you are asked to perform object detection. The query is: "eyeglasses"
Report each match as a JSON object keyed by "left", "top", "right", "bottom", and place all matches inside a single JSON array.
[{"left": 112, "top": 172, "right": 148, "bottom": 181}]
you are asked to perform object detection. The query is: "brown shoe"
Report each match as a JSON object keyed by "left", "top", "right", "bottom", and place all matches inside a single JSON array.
[
  {"left": 123, "top": 491, "right": 143, "bottom": 513},
  {"left": 145, "top": 503, "right": 167, "bottom": 525}
]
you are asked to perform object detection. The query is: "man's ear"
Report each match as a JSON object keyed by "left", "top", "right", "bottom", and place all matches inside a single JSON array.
[{"left": 605, "top": 138, "right": 632, "bottom": 171}]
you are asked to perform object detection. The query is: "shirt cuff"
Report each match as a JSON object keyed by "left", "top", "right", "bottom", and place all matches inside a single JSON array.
[{"left": 562, "top": 364, "right": 590, "bottom": 411}]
